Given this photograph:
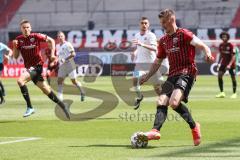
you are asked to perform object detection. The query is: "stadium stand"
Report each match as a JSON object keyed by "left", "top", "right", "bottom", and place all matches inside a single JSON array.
[
  {"left": 231, "top": 5, "right": 240, "bottom": 27},
  {"left": 3, "top": 0, "right": 240, "bottom": 31},
  {"left": 0, "top": 0, "right": 24, "bottom": 28}
]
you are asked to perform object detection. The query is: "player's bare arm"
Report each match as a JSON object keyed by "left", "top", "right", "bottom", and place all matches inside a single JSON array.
[
  {"left": 12, "top": 40, "right": 20, "bottom": 59},
  {"left": 46, "top": 36, "right": 56, "bottom": 61},
  {"left": 140, "top": 58, "right": 163, "bottom": 85},
  {"left": 132, "top": 39, "right": 157, "bottom": 51},
  {"left": 191, "top": 35, "right": 214, "bottom": 63},
  {"left": 227, "top": 54, "right": 236, "bottom": 69},
  {"left": 63, "top": 50, "right": 76, "bottom": 63}
]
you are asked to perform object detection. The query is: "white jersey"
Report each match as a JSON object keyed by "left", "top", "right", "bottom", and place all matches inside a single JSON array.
[
  {"left": 56, "top": 41, "right": 75, "bottom": 65},
  {"left": 134, "top": 31, "right": 157, "bottom": 63}
]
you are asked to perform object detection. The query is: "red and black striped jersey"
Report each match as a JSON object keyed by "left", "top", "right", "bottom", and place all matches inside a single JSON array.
[
  {"left": 157, "top": 28, "right": 197, "bottom": 77},
  {"left": 219, "top": 42, "right": 235, "bottom": 66},
  {"left": 16, "top": 33, "right": 47, "bottom": 69}
]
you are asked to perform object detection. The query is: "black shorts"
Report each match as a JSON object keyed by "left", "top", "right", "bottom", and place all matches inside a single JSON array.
[
  {"left": 0, "top": 63, "right": 4, "bottom": 72},
  {"left": 27, "top": 65, "right": 44, "bottom": 84},
  {"left": 219, "top": 65, "right": 235, "bottom": 76},
  {"left": 161, "top": 74, "right": 195, "bottom": 103}
]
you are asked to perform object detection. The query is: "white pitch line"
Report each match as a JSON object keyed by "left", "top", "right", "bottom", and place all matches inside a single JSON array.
[{"left": 0, "top": 137, "right": 41, "bottom": 145}]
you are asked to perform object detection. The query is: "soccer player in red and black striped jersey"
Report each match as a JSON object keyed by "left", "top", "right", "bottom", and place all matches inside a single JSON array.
[
  {"left": 215, "top": 31, "right": 237, "bottom": 98},
  {"left": 138, "top": 9, "right": 214, "bottom": 146},
  {"left": 12, "top": 20, "right": 69, "bottom": 119}
]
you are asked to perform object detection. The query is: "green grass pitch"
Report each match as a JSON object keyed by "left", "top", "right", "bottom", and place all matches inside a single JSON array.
[{"left": 0, "top": 75, "right": 240, "bottom": 160}]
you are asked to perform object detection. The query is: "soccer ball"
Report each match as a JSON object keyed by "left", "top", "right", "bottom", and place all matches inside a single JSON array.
[{"left": 130, "top": 132, "right": 148, "bottom": 148}]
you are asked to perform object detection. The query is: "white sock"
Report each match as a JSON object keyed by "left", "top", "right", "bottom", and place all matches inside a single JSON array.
[
  {"left": 58, "top": 84, "right": 63, "bottom": 100},
  {"left": 134, "top": 86, "right": 142, "bottom": 99}
]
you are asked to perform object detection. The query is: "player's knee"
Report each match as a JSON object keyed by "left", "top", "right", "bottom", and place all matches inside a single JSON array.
[
  {"left": 154, "top": 84, "right": 161, "bottom": 95},
  {"left": 218, "top": 72, "right": 223, "bottom": 78},
  {"left": 41, "top": 86, "right": 51, "bottom": 95},
  {"left": 71, "top": 79, "right": 77, "bottom": 85},
  {"left": 169, "top": 99, "right": 180, "bottom": 109},
  {"left": 156, "top": 96, "right": 167, "bottom": 106},
  {"left": 218, "top": 75, "right": 223, "bottom": 79},
  {"left": 17, "top": 78, "right": 24, "bottom": 86}
]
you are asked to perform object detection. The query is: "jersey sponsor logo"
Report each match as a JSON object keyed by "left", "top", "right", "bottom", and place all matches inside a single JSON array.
[
  {"left": 30, "top": 38, "right": 35, "bottom": 42},
  {"left": 222, "top": 51, "right": 230, "bottom": 54},
  {"left": 173, "top": 37, "right": 178, "bottom": 44},
  {"left": 22, "top": 45, "right": 36, "bottom": 49},
  {"left": 167, "top": 47, "right": 180, "bottom": 53}
]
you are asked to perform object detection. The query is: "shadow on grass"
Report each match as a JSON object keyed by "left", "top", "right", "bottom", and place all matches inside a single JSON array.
[
  {"left": 68, "top": 144, "right": 191, "bottom": 149},
  {"left": 152, "top": 137, "right": 240, "bottom": 158},
  {"left": 95, "top": 118, "right": 119, "bottom": 120},
  {"left": 0, "top": 121, "right": 17, "bottom": 123},
  {"left": 69, "top": 144, "right": 160, "bottom": 149},
  {"left": 155, "top": 144, "right": 192, "bottom": 148}
]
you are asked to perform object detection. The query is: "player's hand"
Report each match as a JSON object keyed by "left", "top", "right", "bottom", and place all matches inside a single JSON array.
[
  {"left": 140, "top": 74, "right": 149, "bottom": 85},
  {"left": 205, "top": 55, "right": 215, "bottom": 63},
  {"left": 132, "top": 39, "right": 143, "bottom": 46},
  {"left": 12, "top": 40, "right": 18, "bottom": 48},
  {"left": 50, "top": 55, "right": 56, "bottom": 62},
  {"left": 226, "top": 65, "right": 231, "bottom": 70},
  {"left": 60, "top": 58, "right": 65, "bottom": 64},
  {"left": 4, "top": 54, "right": 11, "bottom": 60},
  {"left": 49, "top": 60, "right": 57, "bottom": 68}
]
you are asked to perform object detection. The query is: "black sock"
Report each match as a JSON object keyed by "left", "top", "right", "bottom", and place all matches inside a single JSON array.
[
  {"left": 0, "top": 81, "right": 5, "bottom": 95},
  {"left": 174, "top": 103, "right": 196, "bottom": 129},
  {"left": 231, "top": 78, "right": 237, "bottom": 93},
  {"left": 0, "top": 87, "right": 3, "bottom": 103},
  {"left": 47, "top": 76, "right": 51, "bottom": 85},
  {"left": 153, "top": 105, "right": 168, "bottom": 131},
  {"left": 20, "top": 85, "right": 32, "bottom": 108},
  {"left": 47, "top": 91, "right": 65, "bottom": 108},
  {"left": 218, "top": 77, "right": 223, "bottom": 92}
]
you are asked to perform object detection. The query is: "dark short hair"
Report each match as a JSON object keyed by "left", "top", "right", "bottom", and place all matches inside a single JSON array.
[
  {"left": 141, "top": 17, "right": 148, "bottom": 21},
  {"left": 57, "top": 31, "right": 64, "bottom": 35},
  {"left": 20, "top": 19, "right": 30, "bottom": 26},
  {"left": 158, "top": 9, "right": 175, "bottom": 18},
  {"left": 220, "top": 31, "right": 230, "bottom": 40}
]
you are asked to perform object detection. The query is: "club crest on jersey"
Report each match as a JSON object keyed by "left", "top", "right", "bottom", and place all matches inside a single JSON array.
[
  {"left": 30, "top": 38, "right": 35, "bottom": 42},
  {"left": 173, "top": 37, "right": 178, "bottom": 44}
]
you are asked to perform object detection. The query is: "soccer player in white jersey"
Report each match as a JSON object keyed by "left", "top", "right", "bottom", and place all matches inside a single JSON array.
[
  {"left": 56, "top": 31, "right": 85, "bottom": 101},
  {"left": 0, "top": 42, "right": 12, "bottom": 104},
  {"left": 131, "top": 17, "right": 169, "bottom": 109}
]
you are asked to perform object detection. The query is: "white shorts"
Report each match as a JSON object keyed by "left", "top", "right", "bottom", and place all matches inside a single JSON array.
[
  {"left": 58, "top": 60, "right": 77, "bottom": 79},
  {"left": 133, "top": 59, "right": 169, "bottom": 85}
]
